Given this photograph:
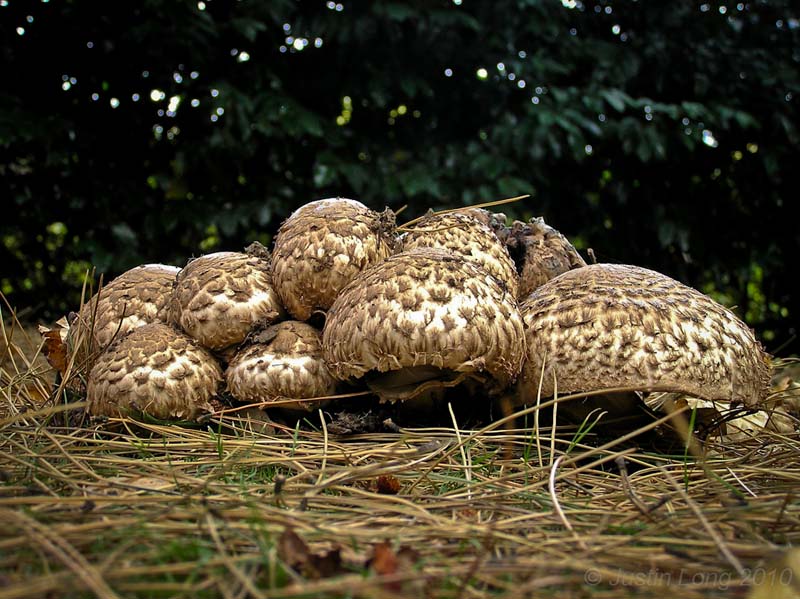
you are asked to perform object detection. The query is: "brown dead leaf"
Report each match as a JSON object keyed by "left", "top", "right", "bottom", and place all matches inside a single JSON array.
[
  {"left": 38, "top": 325, "right": 68, "bottom": 375},
  {"left": 370, "top": 541, "right": 398, "bottom": 577},
  {"left": 277, "top": 528, "right": 310, "bottom": 570},
  {"left": 368, "top": 541, "right": 422, "bottom": 593},
  {"left": 375, "top": 474, "right": 401, "bottom": 495},
  {"left": 308, "top": 547, "right": 343, "bottom": 579},
  {"left": 277, "top": 527, "right": 344, "bottom": 580}
]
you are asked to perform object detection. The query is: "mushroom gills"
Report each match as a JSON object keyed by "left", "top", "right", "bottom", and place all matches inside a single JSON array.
[{"left": 364, "top": 366, "right": 477, "bottom": 403}]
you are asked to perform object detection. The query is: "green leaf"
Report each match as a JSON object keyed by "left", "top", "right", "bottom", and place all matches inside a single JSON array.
[
  {"left": 601, "top": 89, "right": 629, "bottom": 112},
  {"left": 375, "top": 3, "right": 417, "bottom": 21}
]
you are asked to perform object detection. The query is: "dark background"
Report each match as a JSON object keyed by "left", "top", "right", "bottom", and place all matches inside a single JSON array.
[{"left": 1, "top": 0, "right": 798, "bottom": 355}]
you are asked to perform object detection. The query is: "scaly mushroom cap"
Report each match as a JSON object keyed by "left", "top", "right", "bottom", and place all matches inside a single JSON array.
[
  {"left": 72, "top": 264, "right": 180, "bottom": 352},
  {"left": 271, "top": 198, "right": 396, "bottom": 321},
  {"left": 518, "top": 264, "right": 771, "bottom": 407},
  {"left": 322, "top": 248, "right": 526, "bottom": 394},
  {"left": 455, "top": 208, "right": 511, "bottom": 241},
  {"left": 401, "top": 211, "right": 519, "bottom": 296},
  {"left": 506, "top": 218, "right": 586, "bottom": 299},
  {"left": 87, "top": 323, "right": 222, "bottom": 420},
  {"left": 226, "top": 321, "right": 336, "bottom": 411},
  {"left": 168, "top": 249, "right": 285, "bottom": 351}
]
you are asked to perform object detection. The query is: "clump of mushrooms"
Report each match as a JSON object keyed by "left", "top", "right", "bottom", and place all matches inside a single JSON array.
[
  {"left": 167, "top": 245, "right": 284, "bottom": 351},
  {"left": 400, "top": 210, "right": 519, "bottom": 296},
  {"left": 271, "top": 198, "right": 397, "bottom": 321},
  {"left": 87, "top": 323, "right": 222, "bottom": 420},
  {"left": 322, "top": 247, "right": 526, "bottom": 403},
  {"left": 226, "top": 321, "right": 336, "bottom": 412},
  {"left": 517, "top": 263, "right": 771, "bottom": 408}
]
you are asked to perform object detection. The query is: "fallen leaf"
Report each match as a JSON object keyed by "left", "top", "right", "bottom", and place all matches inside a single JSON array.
[
  {"left": 370, "top": 541, "right": 398, "bottom": 577},
  {"left": 368, "top": 541, "right": 422, "bottom": 593},
  {"left": 277, "top": 527, "right": 345, "bottom": 579},
  {"left": 277, "top": 528, "right": 310, "bottom": 570},
  {"left": 38, "top": 325, "right": 68, "bottom": 375},
  {"left": 308, "top": 547, "right": 343, "bottom": 579}
]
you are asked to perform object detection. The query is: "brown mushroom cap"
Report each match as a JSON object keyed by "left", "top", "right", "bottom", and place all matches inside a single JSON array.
[
  {"left": 168, "top": 249, "right": 285, "bottom": 351},
  {"left": 87, "top": 323, "right": 222, "bottom": 420},
  {"left": 226, "top": 321, "right": 336, "bottom": 411},
  {"left": 401, "top": 211, "right": 519, "bottom": 296},
  {"left": 322, "top": 248, "right": 526, "bottom": 397},
  {"left": 271, "top": 198, "right": 396, "bottom": 321},
  {"left": 72, "top": 264, "right": 180, "bottom": 352},
  {"left": 506, "top": 218, "right": 586, "bottom": 299},
  {"left": 518, "top": 264, "right": 771, "bottom": 407}
]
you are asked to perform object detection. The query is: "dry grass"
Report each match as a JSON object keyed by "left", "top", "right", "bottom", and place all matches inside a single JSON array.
[{"left": 1, "top": 306, "right": 799, "bottom": 598}]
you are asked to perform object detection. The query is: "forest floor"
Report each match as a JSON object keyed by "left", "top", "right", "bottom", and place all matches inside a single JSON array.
[{"left": 1, "top": 311, "right": 799, "bottom": 599}]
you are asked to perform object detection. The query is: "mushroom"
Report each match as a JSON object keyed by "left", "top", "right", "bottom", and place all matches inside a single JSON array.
[
  {"left": 226, "top": 321, "right": 336, "bottom": 412},
  {"left": 322, "top": 248, "right": 526, "bottom": 402},
  {"left": 71, "top": 263, "right": 180, "bottom": 355},
  {"left": 517, "top": 264, "right": 771, "bottom": 408},
  {"left": 271, "top": 198, "right": 396, "bottom": 321},
  {"left": 168, "top": 246, "right": 285, "bottom": 351},
  {"left": 87, "top": 323, "right": 222, "bottom": 420},
  {"left": 505, "top": 217, "right": 586, "bottom": 299},
  {"left": 400, "top": 210, "right": 519, "bottom": 296}
]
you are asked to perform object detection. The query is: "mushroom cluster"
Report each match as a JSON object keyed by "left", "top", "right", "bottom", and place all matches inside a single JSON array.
[{"left": 47, "top": 195, "right": 778, "bottom": 435}]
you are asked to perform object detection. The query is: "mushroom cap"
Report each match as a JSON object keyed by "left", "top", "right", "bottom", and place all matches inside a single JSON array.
[
  {"left": 401, "top": 210, "right": 519, "bottom": 296},
  {"left": 226, "top": 321, "right": 336, "bottom": 411},
  {"left": 507, "top": 218, "right": 586, "bottom": 299},
  {"left": 322, "top": 247, "right": 526, "bottom": 393},
  {"left": 73, "top": 263, "right": 180, "bottom": 351},
  {"left": 168, "top": 250, "right": 285, "bottom": 351},
  {"left": 271, "top": 198, "right": 396, "bottom": 321},
  {"left": 87, "top": 323, "right": 222, "bottom": 420},
  {"left": 450, "top": 208, "right": 511, "bottom": 241},
  {"left": 518, "top": 264, "right": 771, "bottom": 407}
]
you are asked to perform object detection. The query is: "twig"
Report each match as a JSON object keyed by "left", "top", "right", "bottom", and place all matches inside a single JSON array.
[
  {"left": 656, "top": 464, "right": 746, "bottom": 576},
  {"left": 726, "top": 466, "right": 758, "bottom": 498},
  {"left": 615, "top": 456, "right": 660, "bottom": 520},
  {"left": 548, "top": 456, "right": 588, "bottom": 551},
  {"left": 448, "top": 402, "right": 472, "bottom": 502},
  {"left": 315, "top": 408, "right": 329, "bottom": 487}
]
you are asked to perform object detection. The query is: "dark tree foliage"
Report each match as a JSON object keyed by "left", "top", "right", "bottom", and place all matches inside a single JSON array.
[{"left": 1, "top": 0, "right": 798, "bottom": 353}]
